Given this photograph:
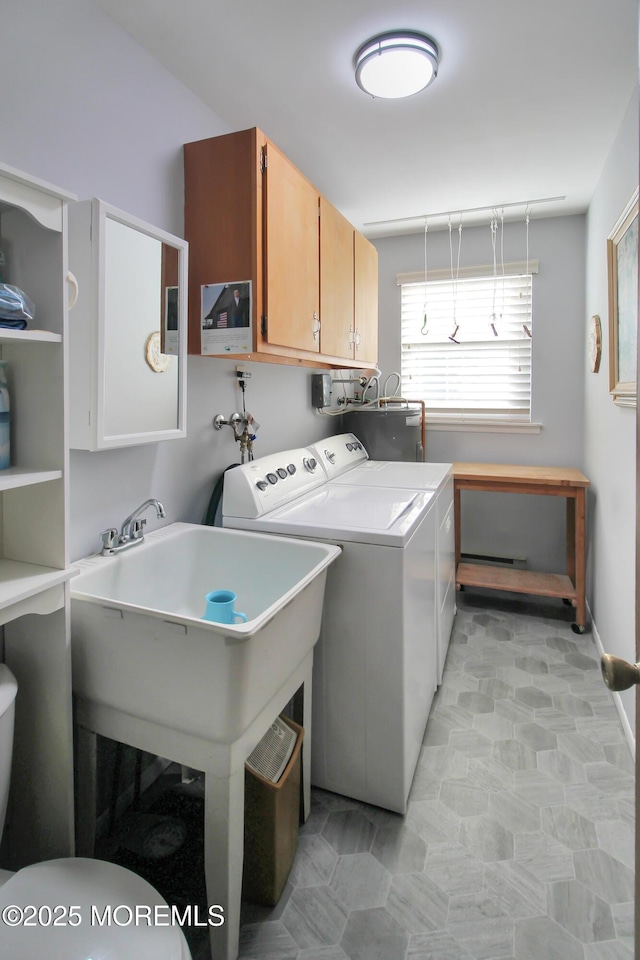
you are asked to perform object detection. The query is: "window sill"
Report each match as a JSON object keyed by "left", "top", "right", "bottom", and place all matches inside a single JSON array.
[{"left": 425, "top": 418, "right": 543, "bottom": 434}]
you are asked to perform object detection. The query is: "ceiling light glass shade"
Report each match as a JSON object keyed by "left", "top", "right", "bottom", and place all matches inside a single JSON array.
[{"left": 355, "top": 31, "right": 439, "bottom": 99}]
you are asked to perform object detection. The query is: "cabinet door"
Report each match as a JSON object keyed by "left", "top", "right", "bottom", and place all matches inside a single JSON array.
[
  {"left": 354, "top": 231, "right": 378, "bottom": 366},
  {"left": 68, "top": 199, "right": 188, "bottom": 450},
  {"left": 319, "top": 197, "right": 354, "bottom": 359},
  {"left": 263, "top": 142, "right": 320, "bottom": 353}
]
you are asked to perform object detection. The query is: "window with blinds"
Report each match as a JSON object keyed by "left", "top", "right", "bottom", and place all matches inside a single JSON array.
[{"left": 400, "top": 271, "right": 533, "bottom": 420}]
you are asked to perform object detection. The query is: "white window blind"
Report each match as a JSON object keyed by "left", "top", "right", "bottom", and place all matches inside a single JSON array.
[{"left": 400, "top": 271, "right": 533, "bottom": 420}]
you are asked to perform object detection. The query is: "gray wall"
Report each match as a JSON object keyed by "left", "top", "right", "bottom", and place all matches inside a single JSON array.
[
  {"left": 374, "top": 216, "right": 586, "bottom": 574},
  {"left": 584, "top": 93, "right": 638, "bottom": 729},
  {"left": 1, "top": 0, "right": 337, "bottom": 561}
]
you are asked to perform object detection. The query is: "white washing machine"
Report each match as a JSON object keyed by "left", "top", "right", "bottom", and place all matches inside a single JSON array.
[
  {"left": 222, "top": 446, "right": 437, "bottom": 814},
  {"left": 310, "top": 433, "right": 455, "bottom": 685}
]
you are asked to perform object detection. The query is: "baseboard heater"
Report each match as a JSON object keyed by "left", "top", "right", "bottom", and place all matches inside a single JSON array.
[{"left": 461, "top": 552, "right": 527, "bottom": 570}]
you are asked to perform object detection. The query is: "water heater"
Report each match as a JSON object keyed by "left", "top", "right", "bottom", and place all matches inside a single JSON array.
[{"left": 342, "top": 408, "right": 423, "bottom": 461}]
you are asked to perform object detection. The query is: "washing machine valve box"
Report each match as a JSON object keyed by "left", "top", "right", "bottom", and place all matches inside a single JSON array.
[{"left": 311, "top": 373, "right": 331, "bottom": 408}]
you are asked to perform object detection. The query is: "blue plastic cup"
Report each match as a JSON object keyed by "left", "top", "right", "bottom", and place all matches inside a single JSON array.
[{"left": 203, "top": 589, "right": 247, "bottom": 624}]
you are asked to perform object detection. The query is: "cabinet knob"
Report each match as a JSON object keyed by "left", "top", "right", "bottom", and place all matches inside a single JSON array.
[
  {"left": 312, "top": 315, "right": 320, "bottom": 340},
  {"left": 354, "top": 328, "right": 362, "bottom": 349},
  {"left": 67, "top": 271, "right": 79, "bottom": 310}
]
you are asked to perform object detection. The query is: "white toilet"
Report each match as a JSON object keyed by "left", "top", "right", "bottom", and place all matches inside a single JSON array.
[{"left": 0, "top": 664, "right": 193, "bottom": 959}]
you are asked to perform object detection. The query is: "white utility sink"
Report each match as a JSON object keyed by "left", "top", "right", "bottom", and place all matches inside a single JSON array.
[
  {"left": 70, "top": 521, "right": 340, "bottom": 960},
  {"left": 70, "top": 521, "right": 341, "bottom": 742}
]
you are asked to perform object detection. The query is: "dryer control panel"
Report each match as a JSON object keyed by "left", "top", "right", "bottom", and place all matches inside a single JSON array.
[{"left": 309, "top": 433, "right": 369, "bottom": 481}]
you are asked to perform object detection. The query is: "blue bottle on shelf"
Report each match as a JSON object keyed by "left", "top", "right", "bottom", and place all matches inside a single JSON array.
[{"left": 0, "top": 362, "right": 10, "bottom": 470}]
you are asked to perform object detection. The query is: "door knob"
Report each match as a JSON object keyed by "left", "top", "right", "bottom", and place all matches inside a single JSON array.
[{"left": 601, "top": 653, "right": 640, "bottom": 691}]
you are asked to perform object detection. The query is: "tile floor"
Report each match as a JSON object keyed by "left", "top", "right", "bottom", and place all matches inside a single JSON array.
[{"left": 233, "top": 591, "right": 635, "bottom": 960}]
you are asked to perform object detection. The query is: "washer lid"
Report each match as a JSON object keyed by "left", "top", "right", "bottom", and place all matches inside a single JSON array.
[
  {"left": 332, "top": 460, "right": 453, "bottom": 491},
  {"left": 0, "top": 858, "right": 190, "bottom": 959},
  {"left": 256, "top": 483, "right": 435, "bottom": 545}
]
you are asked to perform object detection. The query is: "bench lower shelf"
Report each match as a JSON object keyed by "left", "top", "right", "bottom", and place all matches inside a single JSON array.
[{"left": 456, "top": 562, "right": 575, "bottom": 602}]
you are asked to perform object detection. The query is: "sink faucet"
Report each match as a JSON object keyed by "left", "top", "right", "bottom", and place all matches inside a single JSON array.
[{"left": 100, "top": 499, "right": 166, "bottom": 556}]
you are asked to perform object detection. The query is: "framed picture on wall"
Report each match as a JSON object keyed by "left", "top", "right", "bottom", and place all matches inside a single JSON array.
[{"left": 607, "top": 187, "right": 638, "bottom": 407}]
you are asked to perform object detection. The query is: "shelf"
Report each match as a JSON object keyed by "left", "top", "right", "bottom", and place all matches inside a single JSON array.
[
  {"left": 0, "top": 328, "right": 61, "bottom": 345},
  {"left": 0, "top": 559, "right": 74, "bottom": 620},
  {"left": 456, "top": 562, "right": 575, "bottom": 600},
  {"left": 0, "top": 163, "right": 76, "bottom": 867},
  {"left": 0, "top": 467, "right": 62, "bottom": 492}
]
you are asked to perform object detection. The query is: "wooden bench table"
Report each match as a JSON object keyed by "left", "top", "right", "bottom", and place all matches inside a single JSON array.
[{"left": 453, "top": 463, "right": 590, "bottom": 633}]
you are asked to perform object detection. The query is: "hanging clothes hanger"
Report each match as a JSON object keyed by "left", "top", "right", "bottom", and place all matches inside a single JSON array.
[
  {"left": 421, "top": 219, "right": 429, "bottom": 335},
  {"left": 448, "top": 216, "right": 463, "bottom": 343},
  {"left": 523, "top": 206, "right": 532, "bottom": 337},
  {"left": 489, "top": 211, "right": 499, "bottom": 336}
]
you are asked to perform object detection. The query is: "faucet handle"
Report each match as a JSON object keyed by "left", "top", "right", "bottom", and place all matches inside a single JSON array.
[
  {"left": 130, "top": 518, "right": 146, "bottom": 539},
  {"left": 100, "top": 528, "right": 118, "bottom": 551}
]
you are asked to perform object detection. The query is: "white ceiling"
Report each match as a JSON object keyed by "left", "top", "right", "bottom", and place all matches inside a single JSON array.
[{"left": 97, "top": 0, "right": 637, "bottom": 237}]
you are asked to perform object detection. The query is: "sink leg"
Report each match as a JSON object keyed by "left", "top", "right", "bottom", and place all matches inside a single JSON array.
[
  {"left": 204, "top": 764, "right": 245, "bottom": 960},
  {"left": 301, "top": 657, "right": 312, "bottom": 822},
  {"left": 289, "top": 654, "right": 313, "bottom": 822},
  {"left": 74, "top": 723, "right": 98, "bottom": 857}
]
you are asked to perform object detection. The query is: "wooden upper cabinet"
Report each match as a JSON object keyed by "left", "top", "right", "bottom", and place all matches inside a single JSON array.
[
  {"left": 184, "top": 128, "right": 260, "bottom": 357},
  {"left": 319, "top": 197, "right": 355, "bottom": 360},
  {"left": 354, "top": 231, "right": 378, "bottom": 366},
  {"left": 184, "top": 127, "right": 378, "bottom": 369},
  {"left": 263, "top": 142, "right": 320, "bottom": 353}
]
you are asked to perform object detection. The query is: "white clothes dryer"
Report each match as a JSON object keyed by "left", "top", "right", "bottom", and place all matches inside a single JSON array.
[
  {"left": 310, "top": 434, "right": 455, "bottom": 684},
  {"left": 222, "top": 447, "right": 437, "bottom": 814}
]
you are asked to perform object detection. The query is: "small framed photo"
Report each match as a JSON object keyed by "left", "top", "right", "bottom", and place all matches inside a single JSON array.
[{"left": 607, "top": 187, "right": 638, "bottom": 407}]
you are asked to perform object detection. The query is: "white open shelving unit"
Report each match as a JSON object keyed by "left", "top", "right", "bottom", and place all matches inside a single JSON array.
[{"left": 0, "top": 161, "right": 77, "bottom": 867}]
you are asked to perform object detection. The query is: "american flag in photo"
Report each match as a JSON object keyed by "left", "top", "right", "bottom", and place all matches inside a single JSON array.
[{"left": 217, "top": 311, "right": 228, "bottom": 328}]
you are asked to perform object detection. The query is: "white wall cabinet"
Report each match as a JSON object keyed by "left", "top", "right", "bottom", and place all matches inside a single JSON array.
[
  {"left": 0, "top": 161, "right": 76, "bottom": 867},
  {"left": 68, "top": 199, "right": 188, "bottom": 450}
]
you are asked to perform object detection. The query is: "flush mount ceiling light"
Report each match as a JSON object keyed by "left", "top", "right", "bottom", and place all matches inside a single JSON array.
[{"left": 354, "top": 30, "right": 439, "bottom": 99}]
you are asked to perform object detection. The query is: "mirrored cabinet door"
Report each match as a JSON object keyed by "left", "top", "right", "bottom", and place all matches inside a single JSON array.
[{"left": 68, "top": 198, "right": 188, "bottom": 450}]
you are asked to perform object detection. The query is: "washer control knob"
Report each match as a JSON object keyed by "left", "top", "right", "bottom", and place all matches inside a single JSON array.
[
  {"left": 266, "top": 472, "right": 278, "bottom": 485},
  {"left": 324, "top": 450, "right": 336, "bottom": 464},
  {"left": 277, "top": 467, "right": 288, "bottom": 479},
  {"left": 287, "top": 464, "right": 296, "bottom": 475},
  {"left": 256, "top": 480, "right": 268, "bottom": 492},
  {"left": 303, "top": 457, "right": 317, "bottom": 472}
]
